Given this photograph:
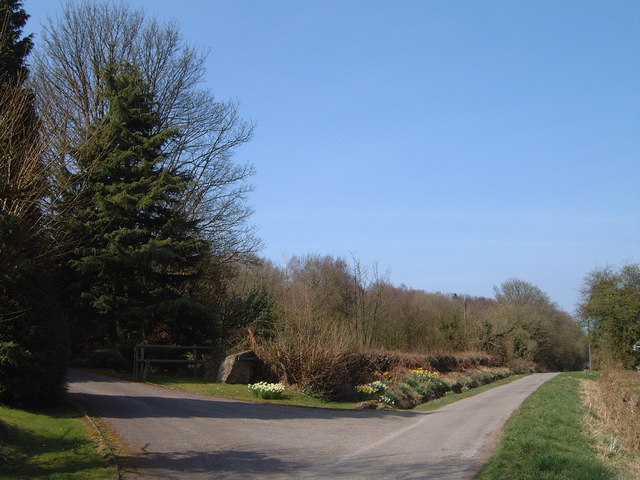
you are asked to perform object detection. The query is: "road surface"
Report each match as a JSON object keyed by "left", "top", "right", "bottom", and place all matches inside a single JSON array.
[{"left": 67, "top": 369, "right": 557, "bottom": 479}]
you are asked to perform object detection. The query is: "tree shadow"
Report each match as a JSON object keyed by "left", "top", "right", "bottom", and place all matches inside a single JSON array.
[
  {"left": 121, "top": 448, "right": 300, "bottom": 478},
  {"left": 0, "top": 417, "right": 112, "bottom": 479},
  {"left": 118, "top": 447, "right": 484, "bottom": 479},
  {"left": 67, "top": 390, "right": 427, "bottom": 421},
  {"left": 67, "top": 368, "right": 428, "bottom": 421}
]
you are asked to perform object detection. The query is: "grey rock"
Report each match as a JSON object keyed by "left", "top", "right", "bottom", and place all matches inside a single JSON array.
[{"left": 216, "top": 350, "right": 262, "bottom": 384}]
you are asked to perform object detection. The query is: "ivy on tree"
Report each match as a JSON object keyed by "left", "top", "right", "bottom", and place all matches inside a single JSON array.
[{"left": 63, "top": 63, "right": 212, "bottom": 349}]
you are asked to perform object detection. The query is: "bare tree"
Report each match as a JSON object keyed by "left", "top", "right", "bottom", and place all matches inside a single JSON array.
[
  {"left": 493, "top": 278, "right": 551, "bottom": 308},
  {"left": 0, "top": 84, "right": 44, "bottom": 220},
  {"left": 31, "top": 0, "right": 258, "bottom": 259},
  {"left": 348, "top": 256, "right": 389, "bottom": 348}
]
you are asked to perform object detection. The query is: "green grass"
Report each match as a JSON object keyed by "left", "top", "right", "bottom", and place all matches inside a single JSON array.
[
  {"left": 0, "top": 403, "right": 116, "bottom": 480},
  {"left": 475, "top": 371, "right": 614, "bottom": 480},
  {"left": 413, "top": 374, "right": 528, "bottom": 411},
  {"left": 147, "top": 373, "right": 360, "bottom": 409},
  {"left": 148, "top": 372, "right": 528, "bottom": 411}
]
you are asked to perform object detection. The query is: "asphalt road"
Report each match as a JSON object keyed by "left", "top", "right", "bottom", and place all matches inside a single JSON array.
[{"left": 67, "top": 369, "right": 558, "bottom": 480}]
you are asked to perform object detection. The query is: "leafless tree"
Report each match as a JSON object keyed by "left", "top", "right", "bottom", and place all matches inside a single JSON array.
[
  {"left": 31, "top": 0, "right": 259, "bottom": 259},
  {"left": 0, "top": 83, "right": 44, "bottom": 220},
  {"left": 0, "top": 77, "right": 91, "bottom": 270}
]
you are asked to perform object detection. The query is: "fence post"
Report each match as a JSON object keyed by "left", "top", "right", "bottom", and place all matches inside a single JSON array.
[{"left": 134, "top": 344, "right": 138, "bottom": 380}]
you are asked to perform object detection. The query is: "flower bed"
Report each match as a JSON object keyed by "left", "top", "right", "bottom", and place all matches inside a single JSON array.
[
  {"left": 356, "top": 368, "right": 449, "bottom": 409},
  {"left": 248, "top": 382, "right": 286, "bottom": 400},
  {"left": 355, "top": 367, "right": 514, "bottom": 409}
]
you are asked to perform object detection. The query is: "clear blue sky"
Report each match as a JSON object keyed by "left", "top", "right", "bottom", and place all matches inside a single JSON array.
[{"left": 25, "top": 0, "right": 640, "bottom": 313}]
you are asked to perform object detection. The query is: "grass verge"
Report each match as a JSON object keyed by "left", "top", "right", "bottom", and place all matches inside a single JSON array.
[
  {"left": 476, "top": 371, "right": 614, "bottom": 480},
  {"left": 147, "top": 374, "right": 360, "bottom": 409},
  {"left": 0, "top": 402, "right": 116, "bottom": 480},
  {"left": 146, "top": 371, "right": 526, "bottom": 411},
  {"left": 582, "top": 369, "right": 640, "bottom": 479},
  {"left": 413, "top": 374, "right": 527, "bottom": 411}
]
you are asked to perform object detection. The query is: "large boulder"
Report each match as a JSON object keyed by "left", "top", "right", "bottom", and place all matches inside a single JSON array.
[{"left": 216, "top": 350, "right": 263, "bottom": 384}]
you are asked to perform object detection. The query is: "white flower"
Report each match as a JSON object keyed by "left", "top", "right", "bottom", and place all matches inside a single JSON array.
[{"left": 248, "top": 382, "right": 285, "bottom": 399}]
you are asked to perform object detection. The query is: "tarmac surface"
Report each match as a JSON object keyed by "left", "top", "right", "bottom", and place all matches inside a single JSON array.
[{"left": 67, "top": 369, "right": 558, "bottom": 479}]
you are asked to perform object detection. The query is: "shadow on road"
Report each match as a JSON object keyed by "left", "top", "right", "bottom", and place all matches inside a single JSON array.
[
  {"left": 122, "top": 448, "right": 297, "bottom": 478},
  {"left": 118, "top": 447, "right": 481, "bottom": 480},
  {"left": 67, "top": 390, "right": 428, "bottom": 421},
  {"left": 67, "top": 368, "right": 429, "bottom": 421}
]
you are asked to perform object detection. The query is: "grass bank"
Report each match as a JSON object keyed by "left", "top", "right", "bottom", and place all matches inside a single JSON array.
[
  {"left": 0, "top": 403, "right": 116, "bottom": 480},
  {"left": 147, "top": 373, "right": 359, "bottom": 409},
  {"left": 476, "top": 371, "right": 614, "bottom": 480},
  {"left": 414, "top": 374, "right": 527, "bottom": 412},
  {"left": 146, "top": 370, "right": 525, "bottom": 411},
  {"left": 583, "top": 369, "right": 640, "bottom": 478}
]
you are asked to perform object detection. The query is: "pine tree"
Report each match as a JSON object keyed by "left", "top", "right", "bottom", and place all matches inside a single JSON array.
[
  {"left": 0, "top": 0, "right": 32, "bottom": 89},
  {"left": 63, "top": 63, "right": 212, "bottom": 353}
]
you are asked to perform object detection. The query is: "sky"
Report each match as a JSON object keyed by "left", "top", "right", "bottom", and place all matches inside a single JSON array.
[{"left": 24, "top": 0, "right": 640, "bottom": 314}]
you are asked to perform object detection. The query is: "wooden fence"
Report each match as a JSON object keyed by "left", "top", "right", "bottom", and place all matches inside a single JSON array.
[{"left": 133, "top": 344, "right": 216, "bottom": 381}]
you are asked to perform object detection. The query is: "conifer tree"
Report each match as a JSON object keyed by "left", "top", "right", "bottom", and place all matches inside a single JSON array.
[
  {"left": 63, "top": 63, "right": 212, "bottom": 352},
  {"left": 0, "top": 0, "right": 31, "bottom": 88}
]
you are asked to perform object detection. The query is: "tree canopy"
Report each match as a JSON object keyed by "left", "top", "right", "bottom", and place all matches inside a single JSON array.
[
  {"left": 61, "top": 63, "right": 213, "bottom": 349},
  {"left": 32, "top": 0, "right": 258, "bottom": 257},
  {"left": 0, "top": 0, "right": 32, "bottom": 87},
  {"left": 579, "top": 263, "right": 640, "bottom": 368}
]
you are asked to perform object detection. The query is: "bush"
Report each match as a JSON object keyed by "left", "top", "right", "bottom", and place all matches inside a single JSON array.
[
  {"left": 0, "top": 287, "right": 69, "bottom": 407},
  {"left": 72, "top": 348, "right": 130, "bottom": 371},
  {"left": 507, "top": 358, "right": 539, "bottom": 374},
  {"left": 255, "top": 319, "right": 355, "bottom": 399},
  {"left": 402, "top": 368, "right": 450, "bottom": 403},
  {"left": 0, "top": 255, "right": 69, "bottom": 407},
  {"left": 351, "top": 349, "right": 498, "bottom": 380},
  {"left": 389, "top": 382, "right": 423, "bottom": 409},
  {"left": 355, "top": 367, "right": 452, "bottom": 409}
]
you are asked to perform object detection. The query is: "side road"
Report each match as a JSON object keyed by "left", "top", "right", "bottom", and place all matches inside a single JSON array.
[{"left": 67, "top": 369, "right": 558, "bottom": 480}]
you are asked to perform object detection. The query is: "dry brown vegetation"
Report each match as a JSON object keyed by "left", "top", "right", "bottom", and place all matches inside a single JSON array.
[
  {"left": 232, "top": 254, "right": 585, "bottom": 397},
  {"left": 584, "top": 370, "right": 640, "bottom": 455},
  {"left": 582, "top": 369, "right": 640, "bottom": 479}
]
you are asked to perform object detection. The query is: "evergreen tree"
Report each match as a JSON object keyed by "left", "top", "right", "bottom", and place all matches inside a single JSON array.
[
  {"left": 0, "top": 0, "right": 68, "bottom": 407},
  {"left": 0, "top": 0, "right": 32, "bottom": 88},
  {"left": 62, "top": 63, "right": 212, "bottom": 354}
]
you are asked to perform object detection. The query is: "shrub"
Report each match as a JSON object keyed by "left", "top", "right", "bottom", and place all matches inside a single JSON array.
[
  {"left": 355, "top": 367, "right": 451, "bottom": 409},
  {"left": 393, "top": 382, "right": 424, "bottom": 409},
  {"left": 0, "top": 263, "right": 69, "bottom": 407},
  {"left": 507, "top": 358, "right": 539, "bottom": 374},
  {"left": 72, "top": 347, "right": 130, "bottom": 371},
  {"left": 402, "top": 368, "right": 450, "bottom": 403},
  {"left": 351, "top": 349, "right": 498, "bottom": 381},
  {"left": 459, "top": 374, "right": 478, "bottom": 389},
  {"left": 254, "top": 317, "right": 355, "bottom": 399}
]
